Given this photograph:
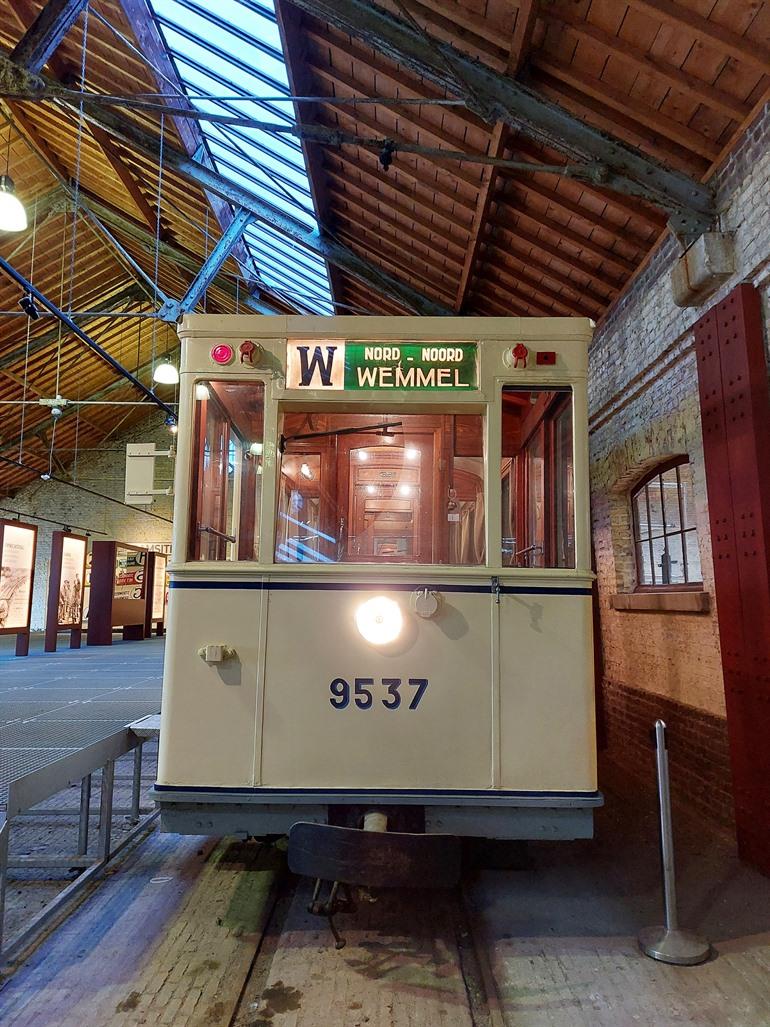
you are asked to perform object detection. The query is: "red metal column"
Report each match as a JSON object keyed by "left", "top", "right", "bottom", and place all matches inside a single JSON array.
[{"left": 695, "top": 283, "right": 770, "bottom": 873}]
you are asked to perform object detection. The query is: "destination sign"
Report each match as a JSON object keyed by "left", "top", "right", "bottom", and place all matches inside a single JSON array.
[{"left": 286, "top": 340, "right": 478, "bottom": 391}]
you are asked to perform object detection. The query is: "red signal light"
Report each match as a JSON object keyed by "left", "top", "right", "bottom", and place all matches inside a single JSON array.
[{"left": 210, "top": 343, "right": 234, "bottom": 365}]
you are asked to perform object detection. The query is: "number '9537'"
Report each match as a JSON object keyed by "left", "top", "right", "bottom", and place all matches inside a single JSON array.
[{"left": 329, "top": 677, "right": 429, "bottom": 711}]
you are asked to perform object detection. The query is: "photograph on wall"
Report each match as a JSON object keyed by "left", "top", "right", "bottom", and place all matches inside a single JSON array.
[
  {"left": 58, "top": 535, "right": 87, "bottom": 627},
  {"left": 151, "top": 553, "right": 167, "bottom": 621},
  {"left": 114, "top": 547, "right": 146, "bottom": 600},
  {"left": 0, "top": 523, "right": 36, "bottom": 630}
]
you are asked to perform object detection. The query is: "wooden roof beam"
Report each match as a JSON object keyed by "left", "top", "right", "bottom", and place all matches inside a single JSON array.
[{"left": 287, "top": 0, "right": 716, "bottom": 237}]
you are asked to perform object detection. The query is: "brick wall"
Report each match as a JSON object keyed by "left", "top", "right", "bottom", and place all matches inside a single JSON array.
[
  {"left": 2, "top": 414, "right": 174, "bottom": 630},
  {"left": 590, "top": 102, "right": 770, "bottom": 824}
]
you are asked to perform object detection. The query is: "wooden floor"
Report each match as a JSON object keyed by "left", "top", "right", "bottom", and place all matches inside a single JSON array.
[{"left": 1, "top": 763, "right": 769, "bottom": 1027}]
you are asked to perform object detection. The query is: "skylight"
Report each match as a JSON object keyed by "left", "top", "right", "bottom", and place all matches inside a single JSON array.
[{"left": 150, "top": 0, "right": 335, "bottom": 315}]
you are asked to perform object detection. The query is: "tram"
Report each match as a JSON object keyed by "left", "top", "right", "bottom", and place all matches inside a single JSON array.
[{"left": 154, "top": 316, "right": 600, "bottom": 868}]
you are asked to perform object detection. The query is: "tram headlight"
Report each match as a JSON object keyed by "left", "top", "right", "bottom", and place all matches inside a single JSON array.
[{"left": 355, "top": 596, "right": 403, "bottom": 645}]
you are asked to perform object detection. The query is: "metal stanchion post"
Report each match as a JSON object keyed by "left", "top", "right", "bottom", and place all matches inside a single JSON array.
[
  {"left": 130, "top": 744, "right": 143, "bottom": 825},
  {"left": 77, "top": 774, "right": 91, "bottom": 856},
  {"left": 98, "top": 761, "right": 115, "bottom": 863},
  {"left": 638, "top": 720, "right": 711, "bottom": 965}
]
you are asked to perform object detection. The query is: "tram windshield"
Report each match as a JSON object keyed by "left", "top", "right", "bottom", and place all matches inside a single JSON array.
[
  {"left": 276, "top": 411, "right": 485, "bottom": 565},
  {"left": 501, "top": 387, "right": 575, "bottom": 568}
]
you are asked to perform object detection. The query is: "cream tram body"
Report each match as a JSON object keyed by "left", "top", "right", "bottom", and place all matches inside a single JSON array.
[{"left": 155, "top": 316, "right": 600, "bottom": 839}]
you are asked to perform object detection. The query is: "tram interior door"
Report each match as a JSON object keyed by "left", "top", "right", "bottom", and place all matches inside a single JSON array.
[{"left": 277, "top": 412, "right": 485, "bottom": 566}]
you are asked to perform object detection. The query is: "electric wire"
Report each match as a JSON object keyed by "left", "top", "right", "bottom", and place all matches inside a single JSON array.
[
  {"left": 0, "top": 453, "right": 173, "bottom": 524},
  {"left": 0, "top": 505, "right": 107, "bottom": 535},
  {"left": 18, "top": 195, "right": 37, "bottom": 463}
]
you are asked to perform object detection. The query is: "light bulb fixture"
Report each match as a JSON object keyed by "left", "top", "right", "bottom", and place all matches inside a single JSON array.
[
  {"left": 357, "top": 450, "right": 369, "bottom": 461},
  {"left": 195, "top": 383, "right": 210, "bottom": 401},
  {"left": 355, "top": 596, "right": 403, "bottom": 646},
  {"left": 168, "top": 423, "right": 178, "bottom": 435},
  {"left": 0, "top": 175, "right": 27, "bottom": 232},
  {"left": 366, "top": 484, "right": 377, "bottom": 495},
  {"left": 249, "top": 441, "right": 263, "bottom": 456},
  {"left": 153, "top": 360, "right": 180, "bottom": 385},
  {"left": 399, "top": 484, "right": 413, "bottom": 497}
]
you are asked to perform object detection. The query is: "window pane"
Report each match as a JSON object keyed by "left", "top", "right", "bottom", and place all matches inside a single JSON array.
[
  {"left": 647, "top": 478, "right": 665, "bottom": 539},
  {"left": 500, "top": 388, "right": 574, "bottom": 568},
  {"left": 633, "top": 488, "right": 649, "bottom": 541},
  {"left": 679, "top": 462, "right": 697, "bottom": 529},
  {"left": 661, "top": 466, "right": 681, "bottom": 532},
  {"left": 684, "top": 529, "right": 702, "bottom": 583},
  {"left": 189, "top": 381, "right": 264, "bottom": 561},
  {"left": 636, "top": 541, "right": 653, "bottom": 585},
  {"left": 665, "top": 533, "right": 685, "bottom": 585},
  {"left": 651, "top": 535, "right": 666, "bottom": 584},
  {"left": 276, "top": 412, "right": 485, "bottom": 566}
]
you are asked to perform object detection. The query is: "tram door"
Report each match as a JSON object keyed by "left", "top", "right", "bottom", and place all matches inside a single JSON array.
[{"left": 342, "top": 435, "right": 434, "bottom": 562}]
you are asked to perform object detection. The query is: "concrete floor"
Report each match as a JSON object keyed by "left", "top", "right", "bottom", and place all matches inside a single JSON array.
[
  {"left": 0, "top": 757, "right": 768, "bottom": 1026},
  {"left": 0, "top": 634, "right": 164, "bottom": 795}
]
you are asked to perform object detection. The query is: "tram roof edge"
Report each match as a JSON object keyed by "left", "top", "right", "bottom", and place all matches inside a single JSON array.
[{"left": 178, "top": 314, "right": 595, "bottom": 343}]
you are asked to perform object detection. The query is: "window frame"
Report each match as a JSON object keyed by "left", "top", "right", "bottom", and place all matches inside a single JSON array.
[{"left": 631, "top": 456, "right": 702, "bottom": 592}]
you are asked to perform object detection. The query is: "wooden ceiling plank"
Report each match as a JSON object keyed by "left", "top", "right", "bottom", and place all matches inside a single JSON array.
[
  {"left": 327, "top": 184, "right": 465, "bottom": 269},
  {"left": 502, "top": 169, "right": 650, "bottom": 250},
  {"left": 330, "top": 198, "right": 462, "bottom": 278},
  {"left": 306, "top": 57, "right": 488, "bottom": 187},
  {"left": 531, "top": 69, "right": 710, "bottom": 174},
  {"left": 317, "top": 132, "right": 478, "bottom": 216},
  {"left": 475, "top": 254, "right": 598, "bottom": 317},
  {"left": 333, "top": 224, "right": 457, "bottom": 302},
  {"left": 324, "top": 167, "right": 467, "bottom": 257},
  {"left": 487, "top": 225, "right": 620, "bottom": 300},
  {"left": 546, "top": 7, "right": 750, "bottom": 121},
  {"left": 304, "top": 23, "right": 489, "bottom": 135},
  {"left": 530, "top": 54, "right": 721, "bottom": 161},
  {"left": 500, "top": 193, "right": 637, "bottom": 276},
  {"left": 628, "top": 0, "right": 770, "bottom": 72},
  {"left": 511, "top": 136, "right": 668, "bottom": 229},
  {"left": 324, "top": 150, "right": 473, "bottom": 241}
]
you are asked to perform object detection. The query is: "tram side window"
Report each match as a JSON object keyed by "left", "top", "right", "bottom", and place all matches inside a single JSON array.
[
  {"left": 276, "top": 411, "right": 485, "bottom": 566},
  {"left": 501, "top": 387, "right": 575, "bottom": 568},
  {"left": 188, "top": 381, "right": 264, "bottom": 561}
]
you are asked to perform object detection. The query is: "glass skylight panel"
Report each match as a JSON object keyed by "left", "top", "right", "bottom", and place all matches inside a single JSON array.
[{"left": 150, "top": 0, "right": 333, "bottom": 314}]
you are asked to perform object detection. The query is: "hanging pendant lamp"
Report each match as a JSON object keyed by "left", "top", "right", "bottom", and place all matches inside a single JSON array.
[
  {"left": 153, "top": 359, "right": 179, "bottom": 385},
  {"left": 0, "top": 175, "right": 27, "bottom": 232}
]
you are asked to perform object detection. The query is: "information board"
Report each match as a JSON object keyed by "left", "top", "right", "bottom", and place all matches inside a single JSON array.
[
  {"left": 152, "top": 553, "right": 167, "bottom": 621},
  {"left": 0, "top": 522, "right": 36, "bottom": 631},
  {"left": 114, "top": 547, "right": 146, "bottom": 600},
  {"left": 58, "top": 535, "right": 87, "bottom": 627}
]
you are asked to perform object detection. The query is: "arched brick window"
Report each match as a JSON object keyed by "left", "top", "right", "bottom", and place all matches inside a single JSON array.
[{"left": 631, "top": 458, "right": 702, "bottom": 589}]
